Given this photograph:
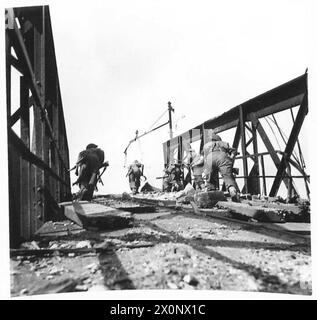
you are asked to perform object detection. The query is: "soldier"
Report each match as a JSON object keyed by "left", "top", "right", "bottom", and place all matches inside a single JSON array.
[
  {"left": 163, "top": 163, "right": 184, "bottom": 192},
  {"left": 188, "top": 148, "right": 205, "bottom": 190},
  {"left": 203, "top": 130, "right": 240, "bottom": 202},
  {"left": 126, "top": 160, "right": 144, "bottom": 194},
  {"left": 73, "top": 143, "right": 108, "bottom": 201}
]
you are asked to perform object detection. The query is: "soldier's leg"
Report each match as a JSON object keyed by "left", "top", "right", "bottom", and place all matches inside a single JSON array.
[
  {"left": 76, "top": 164, "right": 93, "bottom": 201},
  {"left": 218, "top": 156, "right": 240, "bottom": 202},
  {"left": 135, "top": 177, "right": 141, "bottom": 194},
  {"left": 129, "top": 173, "right": 137, "bottom": 194},
  {"left": 163, "top": 176, "right": 171, "bottom": 192}
]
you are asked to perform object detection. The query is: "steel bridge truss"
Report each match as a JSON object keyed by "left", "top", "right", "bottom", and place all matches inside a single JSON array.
[
  {"left": 163, "top": 73, "right": 309, "bottom": 200},
  {"left": 5, "top": 6, "right": 71, "bottom": 246}
]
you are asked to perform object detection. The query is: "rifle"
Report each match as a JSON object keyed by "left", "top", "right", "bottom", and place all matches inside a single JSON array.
[{"left": 96, "top": 161, "right": 109, "bottom": 185}]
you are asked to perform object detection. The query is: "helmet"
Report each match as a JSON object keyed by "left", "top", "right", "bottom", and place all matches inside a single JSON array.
[
  {"left": 86, "top": 143, "right": 98, "bottom": 149},
  {"left": 211, "top": 132, "right": 222, "bottom": 141}
]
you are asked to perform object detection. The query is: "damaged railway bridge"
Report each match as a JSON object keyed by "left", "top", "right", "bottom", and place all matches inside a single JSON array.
[{"left": 6, "top": 5, "right": 311, "bottom": 296}]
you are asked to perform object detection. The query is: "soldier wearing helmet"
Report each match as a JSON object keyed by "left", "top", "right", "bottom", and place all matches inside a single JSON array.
[
  {"left": 73, "top": 143, "right": 108, "bottom": 201},
  {"left": 126, "top": 160, "right": 145, "bottom": 194},
  {"left": 203, "top": 129, "right": 240, "bottom": 202}
]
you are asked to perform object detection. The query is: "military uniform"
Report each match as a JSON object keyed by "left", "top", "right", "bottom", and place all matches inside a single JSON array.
[
  {"left": 75, "top": 144, "right": 105, "bottom": 201},
  {"left": 203, "top": 134, "right": 239, "bottom": 200},
  {"left": 163, "top": 163, "right": 183, "bottom": 192},
  {"left": 127, "top": 160, "right": 144, "bottom": 194},
  {"left": 189, "top": 151, "right": 205, "bottom": 190}
]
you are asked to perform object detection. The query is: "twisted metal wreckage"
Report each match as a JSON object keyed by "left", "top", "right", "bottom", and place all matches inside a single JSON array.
[{"left": 6, "top": 6, "right": 309, "bottom": 246}]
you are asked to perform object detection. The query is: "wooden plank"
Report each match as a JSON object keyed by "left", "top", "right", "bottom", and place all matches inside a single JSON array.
[
  {"left": 59, "top": 202, "right": 133, "bottom": 230},
  {"left": 216, "top": 201, "right": 286, "bottom": 222},
  {"left": 242, "top": 199, "right": 310, "bottom": 222}
]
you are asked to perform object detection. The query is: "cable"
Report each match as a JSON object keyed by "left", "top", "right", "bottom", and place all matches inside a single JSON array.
[
  {"left": 264, "top": 116, "right": 282, "bottom": 151},
  {"left": 268, "top": 115, "right": 301, "bottom": 166},
  {"left": 147, "top": 109, "right": 168, "bottom": 131}
]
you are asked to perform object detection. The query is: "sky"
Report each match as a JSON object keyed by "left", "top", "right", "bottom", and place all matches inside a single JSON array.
[
  {"left": 1, "top": 0, "right": 317, "bottom": 299},
  {"left": 47, "top": 0, "right": 312, "bottom": 195}
]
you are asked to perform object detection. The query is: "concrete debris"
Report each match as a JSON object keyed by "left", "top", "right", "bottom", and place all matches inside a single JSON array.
[
  {"left": 20, "top": 241, "right": 40, "bottom": 250},
  {"left": 167, "top": 282, "right": 178, "bottom": 289},
  {"left": 10, "top": 193, "right": 311, "bottom": 296},
  {"left": 35, "top": 220, "right": 84, "bottom": 237},
  {"left": 183, "top": 274, "right": 199, "bottom": 286},
  {"left": 175, "top": 183, "right": 195, "bottom": 199},
  {"left": 20, "top": 288, "right": 28, "bottom": 295},
  {"left": 84, "top": 263, "right": 99, "bottom": 273},
  {"left": 49, "top": 266, "right": 65, "bottom": 275},
  {"left": 122, "top": 192, "right": 132, "bottom": 200},
  {"left": 75, "top": 284, "right": 88, "bottom": 291},
  {"left": 194, "top": 190, "right": 226, "bottom": 208},
  {"left": 94, "top": 197, "right": 157, "bottom": 213},
  {"left": 76, "top": 241, "right": 92, "bottom": 249}
]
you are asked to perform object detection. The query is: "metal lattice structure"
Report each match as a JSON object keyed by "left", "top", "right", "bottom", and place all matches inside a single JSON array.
[
  {"left": 163, "top": 73, "right": 309, "bottom": 200},
  {"left": 5, "top": 6, "right": 71, "bottom": 246}
]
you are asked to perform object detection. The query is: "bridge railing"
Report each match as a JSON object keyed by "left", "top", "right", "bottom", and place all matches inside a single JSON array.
[{"left": 5, "top": 6, "right": 72, "bottom": 246}]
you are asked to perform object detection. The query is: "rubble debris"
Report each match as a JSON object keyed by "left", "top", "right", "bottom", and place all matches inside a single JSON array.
[
  {"left": 49, "top": 266, "right": 65, "bottom": 275},
  {"left": 217, "top": 201, "right": 286, "bottom": 222},
  {"left": 132, "top": 194, "right": 177, "bottom": 208},
  {"left": 194, "top": 190, "right": 226, "bottom": 208},
  {"left": 140, "top": 181, "right": 161, "bottom": 193},
  {"left": 20, "top": 288, "right": 28, "bottom": 295},
  {"left": 166, "top": 282, "right": 178, "bottom": 289},
  {"left": 93, "top": 197, "right": 157, "bottom": 213},
  {"left": 183, "top": 274, "right": 199, "bottom": 286},
  {"left": 189, "top": 201, "right": 200, "bottom": 214},
  {"left": 35, "top": 220, "right": 84, "bottom": 238},
  {"left": 10, "top": 246, "right": 114, "bottom": 258},
  {"left": 75, "top": 284, "right": 88, "bottom": 291},
  {"left": 122, "top": 192, "right": 132, "bottom": 200},
  {"left": 76, "top": 241, "right": 92, "bottom": 249},
  {"left": 175, "top": 183, "right": 195, "bottom": 199},
  {"left": 20, "top": 241, "right": 40, "bottom": 250}
]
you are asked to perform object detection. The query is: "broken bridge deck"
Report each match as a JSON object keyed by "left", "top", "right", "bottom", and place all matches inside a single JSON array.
[{"left": 59, "top": 201, "right": 133, "bottom": 230}]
